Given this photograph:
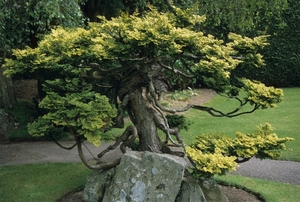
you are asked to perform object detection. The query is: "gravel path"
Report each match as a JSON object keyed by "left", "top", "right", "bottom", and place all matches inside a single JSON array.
[
  {"left": 233, "top": 158, "right": 300, "bottom": 185},
  {"left": 1, "top": 141, "right": 299, "bottom": 186},
  {"left": 0, "top": 141, "right": 122, "bottom": 166}
]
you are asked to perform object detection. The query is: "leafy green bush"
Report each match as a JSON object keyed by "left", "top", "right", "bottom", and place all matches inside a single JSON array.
[{"left": 166, "top": 114, "right": 191, "bottom": 131}]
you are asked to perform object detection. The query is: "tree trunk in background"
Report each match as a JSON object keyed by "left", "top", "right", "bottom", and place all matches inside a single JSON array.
[
  {"left": 81, "top": 0, "right": 98, "bottom": 22},
  {"left": 0, "top": 68, "right": 17, "bottom": 109}
]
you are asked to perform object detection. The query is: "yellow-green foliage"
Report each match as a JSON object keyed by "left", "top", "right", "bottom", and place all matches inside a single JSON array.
[
  {"left": 4, "top": 8, "right": 283, "bottom": 110},
  {"left": 234, "top": 123, "right": 294, "bottom": 159},
  {"left": 186, "top": 123, "right": 293, "bottom": 178},
  {"left": 242, "top": 79, "right": 284, "bottom": 109},
  {"left": 28, "top": 89, "right": 117, "bottom": 146},
  {"left": 186, "top": 147, "right": 237, "bottom": 178},
  {"left": 3, "top": 8, "right": 284, "bottom": 146}
]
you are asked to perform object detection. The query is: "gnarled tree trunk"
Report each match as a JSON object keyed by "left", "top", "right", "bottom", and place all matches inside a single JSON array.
[{"left": 127, "top": 88, "right": 163, "bottom": 152}]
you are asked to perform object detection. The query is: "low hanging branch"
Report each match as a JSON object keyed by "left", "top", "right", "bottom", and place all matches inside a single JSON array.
[
  {"left": 75, "top": 125, "right": 138, "bottom": 170},
  {"left": 53, "top": 140, "right": 77, "bottom": 150},
  {"left": 97, "top": 125, "right": 138, "bottom": 157}
]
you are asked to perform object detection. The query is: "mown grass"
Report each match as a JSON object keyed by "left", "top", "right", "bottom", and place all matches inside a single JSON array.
[
  {"left": 215, "top": 175, "right": 300, "bottom": 202},
  {"left": 180, "top": 88, "right": 300, "bottom": 162},
  {"left": 0, "top": 163, "right": 91, "bottom": 202}
]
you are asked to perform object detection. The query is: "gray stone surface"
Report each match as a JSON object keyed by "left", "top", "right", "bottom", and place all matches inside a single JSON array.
[
  {"left": 102, "top": 151, "right": 187, "bottom": 202},
  {"left": 198, "top": 178, "right": 228, "bottom": 202},
  {"left": 176, "top": 177, "right": 207, "bottom": 202},
  {"left": 83, "top": 168, "right": 116, "bottom": 202}
]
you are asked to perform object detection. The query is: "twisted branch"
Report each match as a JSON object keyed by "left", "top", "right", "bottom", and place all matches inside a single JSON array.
[
  {"left": 147, "top": 82, "right": 185, "bottom": 147},
  {"left": 75, "top": 125, "right": 137, "bottom": 170},
  {"left": 191, "top": 103, "right": 260, "bottom": 118},
  {"left": 97, "top": 125, "right": 138, "bottom": 158},
  {"left": 158, "top": 61, "right": 195, "bottom": 78}
]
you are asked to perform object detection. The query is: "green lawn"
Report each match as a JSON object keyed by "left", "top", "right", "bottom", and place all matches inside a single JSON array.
[
  {"left": 1, "top": 163, "right": 299, "bottom": 202},
  {"left": 0, "top": 163, "right": 91, "bottom": 202},
  {"left": 180, "top": 88, "right": 300, "bottom": 162},
  {"left": 215, "top": 175, "right": 300, "bottom": 202}
]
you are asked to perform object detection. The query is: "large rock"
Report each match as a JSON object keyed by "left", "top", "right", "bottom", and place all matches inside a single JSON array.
[
  {"left": 83, "top": 168, "right": 116, "bottom": 202},
  {"left": 0, "top": 109, "right": 17, "bottom": 144},
  {"left": 83, "top": 151, "right": 228, "bottom": 202},
  {"left": 102, "top": 151, "right": 187, "bottom": 202},
  {"left": 198, "top": 178, "right": 229, "bottom": 202},
  {"left": 176, "top": 177, "right": 207, "bottom": 202}
]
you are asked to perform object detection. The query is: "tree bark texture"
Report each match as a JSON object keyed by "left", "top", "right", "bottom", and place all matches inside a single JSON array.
[
  {"left": 127, "top": 88, "right": 163, "bottom": 153},
  {"left": 0, "top": 68, "right": 16, "bottom": 109}
]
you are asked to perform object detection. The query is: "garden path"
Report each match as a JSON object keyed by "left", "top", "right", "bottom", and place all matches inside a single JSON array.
[{"left": 0, "top": 141, "right": 299, "bottom": 186}]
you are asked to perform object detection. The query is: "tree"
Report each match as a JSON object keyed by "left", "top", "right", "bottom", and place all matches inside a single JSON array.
[
  {"left": 3, "top": 8, "right": 292, "bottom": 175},
  {"left": 0, "top": 68, "right": 16, "bottom": 109}
]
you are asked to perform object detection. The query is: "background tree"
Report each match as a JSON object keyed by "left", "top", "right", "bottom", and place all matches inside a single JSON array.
[
  {"left": 233, "top": 0, "right": 300, "bottom": 87},
  {"left": 195, "top": 0, "right": 288, "bottom": 38},
  {"left": 0, "top": 0, "right": 86, "bottom": 109},
  {"left": 4, "top": 8, "right": 292, "bottom": 174}
]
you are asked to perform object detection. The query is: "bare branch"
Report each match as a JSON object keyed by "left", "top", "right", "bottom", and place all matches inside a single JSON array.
[
  {"left": 235, "top": 157, "right": 251, "bottom": 163},
  {"left": 147, "top": 81, "right": 193, "bottom": 114},
  {"left": 53, "top": 140, "right": 77, "bottom": 150},
  {"left": 97, "top": 125, "right": 138, "bottom": 158},
  {"left": 158, "top": 61, "right": 195, "bottom": 78},
  {"left": 181, "top": 52, "right": 205, "bottom": 60},
  {"left": 75, "top": 136, "right": 121, "bottom": 170},
  {"left": 191, "top": 103, "right": 260, "bottom": 118},
  {"left": 95, "top": 83, "right": 114, "bottom": 88},
  {"left": 74, "top": 125, "right": 137, "bottom": 170},
  {"left": 230, "top": 55, "right": 243, "bottom": 59}
]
